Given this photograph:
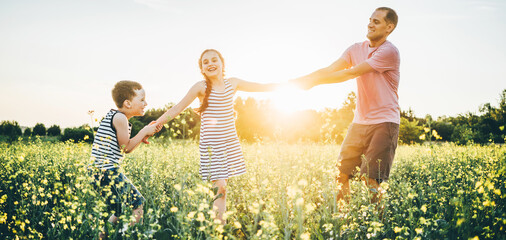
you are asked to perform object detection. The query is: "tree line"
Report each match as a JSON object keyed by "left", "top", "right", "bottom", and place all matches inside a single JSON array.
[{"left": 1, "top": 89, "right": 505, "bottom": 145}]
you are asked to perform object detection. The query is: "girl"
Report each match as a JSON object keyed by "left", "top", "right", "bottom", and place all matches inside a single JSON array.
[{"left": 155, "top": 49, "right": 280, "bottom": 223}]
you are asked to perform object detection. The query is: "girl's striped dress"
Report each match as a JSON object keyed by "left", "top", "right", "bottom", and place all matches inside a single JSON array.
[{"left": 199, "top": 79, "right": 246, "bottom": 181}]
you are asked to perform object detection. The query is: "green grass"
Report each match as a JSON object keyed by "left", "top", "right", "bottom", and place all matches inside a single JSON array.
[{"left": 0, "top": 139, "right": 505, "bottom": 239}]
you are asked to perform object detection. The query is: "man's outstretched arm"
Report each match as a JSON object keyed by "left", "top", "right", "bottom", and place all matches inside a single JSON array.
[{"left": 293, "top": 58, "right": 375, "bottom": 89}]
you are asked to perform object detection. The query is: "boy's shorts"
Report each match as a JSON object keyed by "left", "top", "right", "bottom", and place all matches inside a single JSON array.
[
  {"left": 337, "top": 122, "right": 399, "bottom": 182},
  {"left": 89, "top": 168, "right": 144, "bottom": 216}
]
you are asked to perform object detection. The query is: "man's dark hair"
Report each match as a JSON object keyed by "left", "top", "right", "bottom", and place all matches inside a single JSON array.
[{"left": 376, "top": 7, "right": 398, "bottom": 30}]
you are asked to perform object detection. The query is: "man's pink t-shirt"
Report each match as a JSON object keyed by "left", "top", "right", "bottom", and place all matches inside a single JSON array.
[{"left": 341, "top": 40, "right": 400, "bottom": 125}]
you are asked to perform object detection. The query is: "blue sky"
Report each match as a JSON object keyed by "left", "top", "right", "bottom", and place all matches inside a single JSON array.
[{"left": 1, "top": 0, "right": 505, "bottom": 127}]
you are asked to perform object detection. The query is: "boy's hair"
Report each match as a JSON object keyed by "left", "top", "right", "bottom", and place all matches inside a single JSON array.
[{"left": 112, "top": 80, "right": 143, "bottom": 108}]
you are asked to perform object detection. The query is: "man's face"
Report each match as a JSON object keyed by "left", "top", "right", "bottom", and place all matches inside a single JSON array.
[{"left": 367, "top": 10, "right": 393, "bottom": 42}]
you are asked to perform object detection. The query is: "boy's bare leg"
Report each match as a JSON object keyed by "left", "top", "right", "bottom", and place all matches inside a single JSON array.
[
  {"left": 100, "top": 204, "right": 142, "bottom": 239},
  {"left": 131, "top": 204, "right": 144, "bottom": 226},
  {"left": 99, "top": 214, "right": 119, "bottom": 239},
  {"left": 108, "top": 214, "right": 119, "bottom": 224}
]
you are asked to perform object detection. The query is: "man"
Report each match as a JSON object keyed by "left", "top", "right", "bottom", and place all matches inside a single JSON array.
[{"left": 292, "top": 7, "right": 400, "bottom": 203}]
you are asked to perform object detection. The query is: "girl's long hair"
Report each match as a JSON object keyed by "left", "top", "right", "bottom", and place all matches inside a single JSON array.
[{"left": 197, "top": 49, "right": 225, "bottom": 114}]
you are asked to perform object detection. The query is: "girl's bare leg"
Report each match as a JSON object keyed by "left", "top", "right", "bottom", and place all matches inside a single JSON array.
[{"left": 212, "top": 179, "right": 227, "bottom": 224}]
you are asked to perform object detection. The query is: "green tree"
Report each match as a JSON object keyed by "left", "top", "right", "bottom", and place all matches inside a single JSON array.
[
  {"left": 0, "top": 121, "right": 22, "bottom": 142},
  {"left": 47, "top": 125, "right": 61, "bottom": 136},
  {"left": 431, "top": 120, "right": 454, "bottom": 141},
  {"left": 320, "top": 92, "right": 356, "bottom": 143},
  {"left": 398, "top": 117, "right": 423, "bottom": 144},
  {"left": 24, "top": 128, "right": 32, "bottom": 137},
  {"left": 401, "top": 107, "right": 418, "bottom": 122},
  {"left": 60, "top": 125, "right": 93, "bottom": 143},
  {"left": 129, "top": 104, "right": 200, "bottom": 140},
  {"left": 33, "top": 123, "right": 46, "bottom": 136}
]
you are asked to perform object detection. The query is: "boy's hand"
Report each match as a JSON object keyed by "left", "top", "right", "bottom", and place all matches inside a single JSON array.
[
  {"left": 155, "top": 122, "right": 163, "bottom": 132},
  {"left": 142, "top": 121, "right": 159, "bottom": 144}
]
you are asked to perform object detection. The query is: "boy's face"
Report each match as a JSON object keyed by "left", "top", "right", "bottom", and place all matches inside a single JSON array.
[{"left": 129, "top": 88, "right": 147, "bottom": 116}]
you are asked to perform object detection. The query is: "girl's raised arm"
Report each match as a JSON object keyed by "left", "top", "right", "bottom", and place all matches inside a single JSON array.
[
  {"left": 156, "top": 82, "right": 204, "bottom": 125},
  {"left": 230, "top": 77, "right": 281, "bottom": 92}
]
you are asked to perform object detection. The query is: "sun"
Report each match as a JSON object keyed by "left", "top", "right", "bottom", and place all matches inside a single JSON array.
[{"left": 270, "top": 83, "right": 315, "bottom": 113}]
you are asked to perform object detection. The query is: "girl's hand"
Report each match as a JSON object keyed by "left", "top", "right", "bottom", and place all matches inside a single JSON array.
[
  {"left": 289, "top": 78, "right": 312, "bottom": 90},
  {"left": 142, "top": 121, "right": 159, "bottom": 144}
]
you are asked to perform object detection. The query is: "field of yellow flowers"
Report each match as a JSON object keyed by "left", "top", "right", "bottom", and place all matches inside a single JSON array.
[{"left": 0, "top": 139, "right": 505, "bottom": 239}]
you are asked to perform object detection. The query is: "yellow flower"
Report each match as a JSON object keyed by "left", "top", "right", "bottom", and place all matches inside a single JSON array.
[
  {"left": 170, "top": 207, "right": 178, "bottom": 212},
  {"left": 298, "top": 179, "right": 308, "bottom": 187},
  {"left": 197, "top": 212, "right": 205, "bottom": 222},
  {"left": 394, "top": 226, "right": 402, "bottom": 233},
  {"left": 457, "top": 218, "right": 465, "bottom": 226},
  {"left": 286, "top": 186, "right": 297, "bottom": 199},
  {"left": 187, "top": 211, "right": 196, "bottom": 219},
  {"left": 0, "top": 213, "right": 7, "bottom": 224},
  {"left": 234, "top": 221, "right": 242, "bottom": 229},
  {"left": 408, "top": 193, "right": 417, "bottom": 199},
  {"left": 305, "top": 203, "right": 316, "bottom": 214},
  {"left": 420, "top": 205, "right": 427, "bottom": 213},
  {"left": 415, "top": 228, "right": 423, "bottom": 234},
  {"left": 300, "top": 232, "right": 310, "bottom": 240},
  {"left": 295, "top": 197, "right": 304, "bottom": 206}
]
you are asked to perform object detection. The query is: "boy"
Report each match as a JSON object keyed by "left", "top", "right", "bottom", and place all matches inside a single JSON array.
[{"left": 89, "top": 80, "right": 159, "bottom": 237}]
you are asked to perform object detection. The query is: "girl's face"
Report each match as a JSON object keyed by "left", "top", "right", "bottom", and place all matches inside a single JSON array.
[{"left": 201, "top": 51, "right": 223, "bottom": 78}]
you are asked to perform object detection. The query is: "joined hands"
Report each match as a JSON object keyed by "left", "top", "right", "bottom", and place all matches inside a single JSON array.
[{"left": 142, "top": 121, "right": 163, "bottom": 144}]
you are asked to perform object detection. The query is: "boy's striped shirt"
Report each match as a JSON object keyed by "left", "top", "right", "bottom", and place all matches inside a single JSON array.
[{"left": 91, "top": 109, "right": 131, "bottom": 170}]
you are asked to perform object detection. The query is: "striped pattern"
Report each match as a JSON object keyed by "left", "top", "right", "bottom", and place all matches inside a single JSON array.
[
  {"left": 91, "top": 109, "right": 131, "bottom": 170},
  {"left": 199, "top": 79, "right": 246, "bottom": 181}
]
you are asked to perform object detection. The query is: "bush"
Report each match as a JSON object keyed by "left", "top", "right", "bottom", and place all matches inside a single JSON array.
[
  {"left": 33, "top": 123, "right": 46, "bottom": 136},
  {"left": 47, "top": 125, "right": 61, "bottom": 136},
  {"left": 61, "top": 126, "right": 93, "bottom": 143}
]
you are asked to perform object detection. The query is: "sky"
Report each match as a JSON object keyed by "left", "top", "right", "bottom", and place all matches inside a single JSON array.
[{"left": 1, "top": 0, "right": 505, "bottom": 128}]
